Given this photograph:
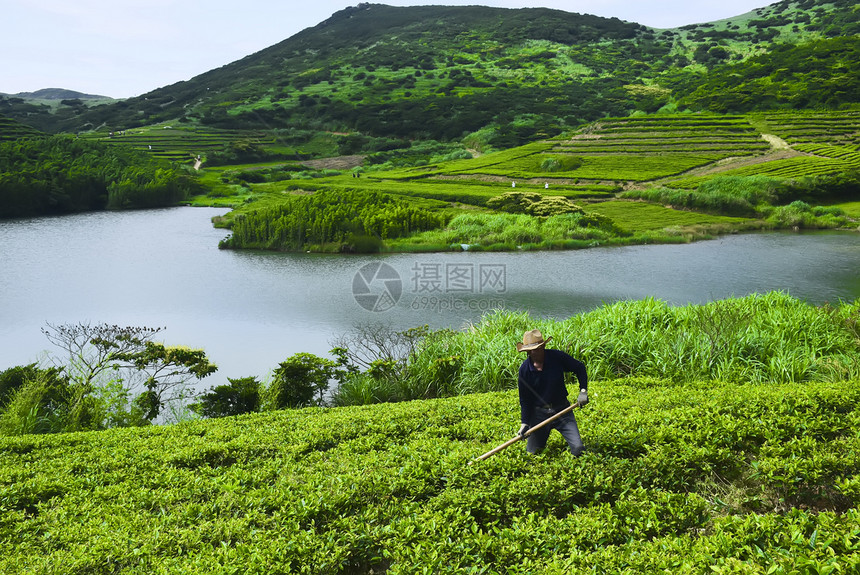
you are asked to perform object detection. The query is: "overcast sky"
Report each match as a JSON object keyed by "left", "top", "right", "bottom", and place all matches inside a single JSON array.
[{"left": 3, "top": 0, "right": 774, "bottom": 98}]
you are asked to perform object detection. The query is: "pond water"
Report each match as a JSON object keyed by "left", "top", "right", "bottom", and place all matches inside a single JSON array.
[{"left": 1, "top": 207, "right": 858, "bottom": 385}]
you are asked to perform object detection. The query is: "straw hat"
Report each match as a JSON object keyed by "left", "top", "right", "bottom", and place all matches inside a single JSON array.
[{"left": 516, "top": 329, "right": 552, "bottom": 352}]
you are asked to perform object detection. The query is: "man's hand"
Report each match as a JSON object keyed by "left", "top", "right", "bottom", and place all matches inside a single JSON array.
[
  {"left": 577, "top": 388, "right": 589, "bottom": 407},
  {"left": 518, "top": 423, "right": 529, "bottom": 437}
]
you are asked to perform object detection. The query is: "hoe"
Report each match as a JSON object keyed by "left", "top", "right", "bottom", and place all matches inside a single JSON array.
[{"left": 469, "top": 401, "right": 583, "bottom": 465}]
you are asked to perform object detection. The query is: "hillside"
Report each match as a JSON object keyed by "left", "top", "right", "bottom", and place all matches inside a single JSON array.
[
  {"left": 0, "top": 88, "right": 110, "bottom": 100},
  {"left": 0, "top": 113, "right": 42, "bottom": 142},
  {"left": 199, "top": 109, "right": 860, "bottom": 253},
  {"left": 2, "top": 379, "right": 859, "bottom": 572},
  {"left": 2, "top": 0, "right": 858, "bottom": 146}
]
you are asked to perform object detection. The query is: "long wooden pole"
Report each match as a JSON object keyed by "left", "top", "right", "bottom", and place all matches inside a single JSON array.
[{"left": 468, "top": 401, "right": 580, "bottom": 465}]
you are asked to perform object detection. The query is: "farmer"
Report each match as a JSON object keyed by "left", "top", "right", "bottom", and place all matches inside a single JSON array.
[{"left": 516, "top": 329, "right": 588, "bottom": 456}]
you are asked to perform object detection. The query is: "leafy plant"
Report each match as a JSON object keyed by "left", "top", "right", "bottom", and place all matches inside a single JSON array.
[
  {"left": 192, "top": 377, "right": 262, "bottom": 418},
  {"left": 2, "top": 378, "right": 860, "bottom": 573},
  {"left": 267, "top": 353, "right": 339, "bottom": 408}
]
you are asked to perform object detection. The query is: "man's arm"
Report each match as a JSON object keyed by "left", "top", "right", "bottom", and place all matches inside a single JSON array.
[
  {"left": 517, "top": 363, "right": 535, "bottom": 425},
  {"left": 556, "top": 350, "right": 588, "bottom": 390}
]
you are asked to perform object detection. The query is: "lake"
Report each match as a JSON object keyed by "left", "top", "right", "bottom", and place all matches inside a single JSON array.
[{"left": 1, "top": 207, "right": 858, "bottom": 386}]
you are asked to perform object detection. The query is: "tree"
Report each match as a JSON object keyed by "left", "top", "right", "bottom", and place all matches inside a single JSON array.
[
  {"left": 329, "top": 324, "right": 430, "bottom": 385},
  {"left": 268, "top": 353, "right": 339, "bottom": 409},
  {"left": 191, "top": 377, "right": 261, "bottom": 418},
  {"left": 40, "top": 322, "right": 217, "bottom": 425},
  {"left": 122, "top": 342, "right": 218, "bottom": 420},
  {"left": 42, "top": 323, "right": 162, "bottom": 391}
]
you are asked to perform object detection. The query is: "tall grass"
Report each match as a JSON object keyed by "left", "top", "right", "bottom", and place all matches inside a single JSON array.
[
  {"left": 331, "top": 293, "right": 860, "bottom": 405},
  {"left": 389, "top": 211, "right": 617, "bottom": 250},
  {"left": 622, "top": 175, "right": 781, "bottom": 217}
]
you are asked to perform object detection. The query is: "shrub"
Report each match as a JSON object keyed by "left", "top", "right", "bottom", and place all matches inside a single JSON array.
[
  {"left": 192, "top": 377, "right": 261, "bottom": 418},
  {"left": 266, "top": 353, "right": 338, "bottom": 409},
  {"left": 0, "top": 364, "right": 43, "bottom": 408},
  {"left": 526, "top": 196, "right": 584, "bottom": 217},
  {"left": 0, "top": 368, "right": 99, "bottom": 436},
  {"left": 538, "top": 155, "right": 582, "bottom": 172}
]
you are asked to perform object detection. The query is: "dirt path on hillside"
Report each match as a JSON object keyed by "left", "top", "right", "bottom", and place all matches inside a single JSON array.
[
  {"left": 301, "top": 155, "right": 365, "bottom": 170},
  {"left": 761, "top": 133, "right": 790, "bottom": 149}
]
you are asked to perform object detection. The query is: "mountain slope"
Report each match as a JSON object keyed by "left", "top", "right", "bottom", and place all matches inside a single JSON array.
[{"left": 2, "top": 0, "right": 858, "bottom": 144}]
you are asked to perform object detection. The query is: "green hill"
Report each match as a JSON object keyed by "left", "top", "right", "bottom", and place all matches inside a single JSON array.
[{"left": 2, "top": 0, "right": 858, "bottom": 145}]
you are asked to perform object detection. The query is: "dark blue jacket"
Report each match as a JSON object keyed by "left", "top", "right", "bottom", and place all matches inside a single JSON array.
[{"left": 518, "top": 348, "right": 587, "bottom": 425}]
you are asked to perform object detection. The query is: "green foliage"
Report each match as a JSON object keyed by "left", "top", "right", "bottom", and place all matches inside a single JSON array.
[
  {"left": 0, "top": 135, "right": 202, "bottom": 218},
  {"left": 407, "top": 293, "right": 860, "bottom": 392},
  {"left": 396, "top": 210, "right": 625, "bottom": 250},
  {"left": 267, "top": 353, "right": 339, "bottom": 409},
  {"left": 220, "top": 189, "right": 445, "bottom": 251},
  {"left": 331, "top": 294, "right": 860, "bottom": 404},
  {"left": 485, "top": 191, "right": 585, "bottom": 218},
  {"left": 192, "top": 377, "right": 261, "bottom": 418},
  {"left": 527, "top": 195, "right": 585, "bottom": 217},
  {"left": 3, "top": 323, "right": 219, "bottom": 433},
  {"left": 675, "top": 36, "right": 860, "bottom": 113},
  {"left": 763, "top": 200, "right": 852, "bottom": 229},
  {"left": 0, "top": 113, "right": 42, "bottom": 141},
  {"left": 486, "top": 190, "right": 546, "bottom": 213},
  {"left": 0, "top": 364, "right": 44, "bottom": 408},
  {"left": 623, "top": 175, "right": 781, "bottom": 217},
  {"left": 0, "top": 368, "right": 99, "bottom": 436},
  {"left": 538, "top": 155, "right": 582, "bottom": 173},
  {"left": 2, "top": 378, "right": 860, "bottom": 572}
]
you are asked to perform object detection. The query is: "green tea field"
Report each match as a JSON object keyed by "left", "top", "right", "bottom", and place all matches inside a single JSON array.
[{"left": 2, "top": 380, "right": 859, "bottom": 573}]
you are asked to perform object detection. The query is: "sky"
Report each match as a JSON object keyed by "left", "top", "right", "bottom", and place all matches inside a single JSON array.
[{"left": 3, "top": 0, "right": 775, "bottom": 99}]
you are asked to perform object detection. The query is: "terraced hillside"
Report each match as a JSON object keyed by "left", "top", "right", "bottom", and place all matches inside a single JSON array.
[
  {"left": 0, "top": 114, "right": 41, "bottom": 142},
  {"left": 78, "top": 124, "right": 284, "bottom": 165},
  {"left": 360, "top": 112, "right": 857, "bottom": 190},
  {"left": 664, "top": 110, "right": 860, "bottom": 188},
  {"left": 200, "top": 109, "right": 858, "bottom": 251},
  {"left": 758, "top": 110, "right": 860, "bottom": 146}
]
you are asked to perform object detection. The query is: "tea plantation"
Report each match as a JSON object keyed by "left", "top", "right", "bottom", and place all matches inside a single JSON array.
[{"left": 2, "top": 379, "right": 859, "bottom": 573}]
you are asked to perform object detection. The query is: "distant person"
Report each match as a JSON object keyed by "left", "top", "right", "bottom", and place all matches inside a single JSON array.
[
  {"left": 516, "top": 329, "right": 588, "bottom": 456},
  {"left": 545, "top": 182, "right": 549, "bottom": 189},
  {"left": 512, "top": 181, "right": 516, "bottom": 188}
]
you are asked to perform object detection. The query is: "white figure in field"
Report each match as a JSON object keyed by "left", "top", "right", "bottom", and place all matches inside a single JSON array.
[
  {"left": 545, "top": 182, "right": 549, "bottom": 189},
  {"left": 512, "top": 181, "right": 516, "bottom": 188}
]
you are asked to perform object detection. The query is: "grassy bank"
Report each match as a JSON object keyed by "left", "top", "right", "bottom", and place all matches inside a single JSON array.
[
  {"left": 2, "top": 380, "right": 859, "bottom": 573},
  {"left": 332, "top": 292, "right": 860, "bottom": 405}
]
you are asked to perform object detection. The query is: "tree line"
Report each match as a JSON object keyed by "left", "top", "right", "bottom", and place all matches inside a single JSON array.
[{"left": 0, "top": 135, "right": 203, "bottom": 218}]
